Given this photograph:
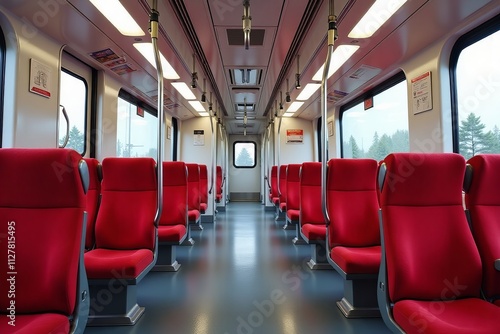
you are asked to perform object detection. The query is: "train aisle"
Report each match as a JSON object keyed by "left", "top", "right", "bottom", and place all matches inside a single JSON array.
[{"left": 84, "top": 202, "right": 389, "bottom": 334}]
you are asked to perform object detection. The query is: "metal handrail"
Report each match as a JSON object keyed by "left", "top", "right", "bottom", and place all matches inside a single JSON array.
[
  {"left": 59, "top": 105, "right": 70, "bottom": 148},
  {"left": 321, "top": 0, "right": 337, "bottom": 227}
]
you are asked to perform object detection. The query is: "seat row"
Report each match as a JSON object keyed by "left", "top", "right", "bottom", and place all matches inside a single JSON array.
[
  {"left": 270, "top": 153, "right": 500, "bottom": 333},
  {"left": 0, "top": 149, "right": 225, "bottom": 333}
]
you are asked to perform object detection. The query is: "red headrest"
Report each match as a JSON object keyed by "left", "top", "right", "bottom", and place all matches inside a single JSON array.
[
  {"left": 271, "top": 165, "right": 277, "bottom": 176},
  {"left": 327, "top": 158, "right": 378, "bottom": 191},
  {"left": 287, "top": 164, "right": 301, "bottom": 182},
  {"left": 84, "top": 158, "right": 102, "bottom": 191},
  {"left": 101, "top": 157, "right": 156, "bottom": 191},
  {"left": 0, "top": 148, "right": 86, "bottom": 208},
  {"left": 163, "top": 161, "right": 187, "bottom": 186},
  {"left": 381, "top": 153, "right": 465, "bottom": 206},
  {"left": 300, "top": 162, "right": 321, "bottom": 186},
  {"left": 466, "top": 154, "right": 500, "bottom": 206},
  {"left": 186, "top": 163, "right": 200, "bottom": 182},
  {"left": 279, "top": 165, "right": 287, "bottom": 180},
  {"left": 199, "top": 164, "right": 208, "bottom": 180}
]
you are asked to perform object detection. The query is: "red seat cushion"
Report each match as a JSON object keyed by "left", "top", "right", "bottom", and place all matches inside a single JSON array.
[
  {"left": 393, "top": 298, "right": 500, "bottom": 334},
  {"left": 0, "top": 313, "right": 69, "bottom": 334},
  {"left": 301, "top": 223, "right": 326, "bottom": 242},
  {"left": 287, "top": 209, "right": 300, "bottom": 222},
  {"left": 84, "top": 248, "right": 154, "bottom": 279},
  {"left": 189, "top": 209, "right": 200, "bottom": 222},
  {"left": 330, "top": 246, "right": 381, "bottom": 274},
  {"left": 158, "top": 225, "right": 187, "bottom": 243},
  {"left": 200, "top": 202, "right": 208, "bottom": 213},
  {"left": 279, "top": 202, "right": 287, "bottom": 211},
  {"left": 279, "top": 165, "right": 287, "bottom": 204}
]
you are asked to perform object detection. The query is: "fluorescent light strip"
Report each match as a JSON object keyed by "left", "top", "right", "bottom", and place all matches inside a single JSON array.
[
  {"left": 348, "top": 0, "right": 407, "bottom": 38},
  {"left": 283, "top": 112, "right": 295, "bottom": 117},
  {"left": 312, "top": 45, "right": 360, "bottom": 81},
  {"left": 189, "top": 101, "right": 207, "bottom": 113},
  {"left": 133, "top": 43, "right": 180, "bottom": 80},
  {"left": 89, "top": 0, "right": 145, "bottom": 36},
  {"left": 172, "top": 82, "right": 196, "bottom": 100},
  {"left": 296, "top": 83, "right": 321, "bottom": 101},
  {"left": 286, "top": 101, "right": 304, "bottom": 113},
  {"left": 198, "top": 112, "right": 210, "bottom": 117}
]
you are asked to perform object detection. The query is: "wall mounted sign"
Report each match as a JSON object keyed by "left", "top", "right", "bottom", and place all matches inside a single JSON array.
[
  {"left": 412, "top": 71, "right": 432, "bottom": 114},
  {"left": 286, "top": 129, "right": 303, "bottom": 143},
  {"left": 194, "top": 130, "right": 205, "bottom": 146},
  {"left": 29, "top": 58, "right": 51, "bottom": 98}
]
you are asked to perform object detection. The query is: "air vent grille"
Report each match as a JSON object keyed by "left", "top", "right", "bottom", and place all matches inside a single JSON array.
[{"left": 227, "top": 29, "right": 265, "bottom": 46}]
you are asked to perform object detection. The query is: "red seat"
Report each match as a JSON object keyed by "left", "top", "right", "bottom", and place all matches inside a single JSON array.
[
  {"left": 199, "top": 164, "right": 208, "bottom": 214},
  {"left": 465, "top": 154, "right": 500, "bottom": 305},
  {"left": 0, "top": 148, "right": 89, "bottom": 333},
  {"left": 216, "top": 165, "right": 223, "bottom": 203},
  {"left": 378, "top": 153, "right": 500, "bottom": 333},
  {"left": 84, "top": 157, "right": 157, "bottom": 326},
  {"left": 285, "top": 164, "right": 301, "bottom": 236},
  {"left": 83, "top": 158, "right": 102, "bottom": 251},
  {"left": 186, "top": 163, "right": 202, "bottom": 231},
  {"left": 269, "top": 165, "right": 279, "bottom": 206},
  {"left": 299, "top": 162, "right": 329, "bottom": 269},
  {"left": 278, "top": 164, "right": 288, "bottom": 213},
  {"left": 326, "top": 158, "right": 381, "bottom": 318},
  {"left": 154, "top": 161, "right": 189, "bottom": 271}
]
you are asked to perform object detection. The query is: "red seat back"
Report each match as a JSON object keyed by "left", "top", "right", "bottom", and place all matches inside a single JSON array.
[
  {"left": 380, "top": 153, "right": 481, "bottom": 303},
  {"left": 199, "top": 164, "right": 208, "bottom": 206},
  {"left": 286, "top": 164, "right": 301, "bottom": 211},
  {"left": 216, "top": 165, "right": 223, "bottom": 196},
  {"left": 465, "top": 154, "right": 500, "bottom": 302},
  {"left": 270, "top": 165, "right": 278, "bottom": 201},
  {"left": 279, "top": 164, "right": 287, "bottom": 204},
  {"left": 0, "top": 148, "right": 86, "bottom": 316},
  {"left": 94, "top": 157, "right": 157, "bottom": 251},
  {"left": 299, "top": 162, "right": 324, "bottom": 226},
  {"left": 83, "top": 158, "right": 101, "bottom": 250},
  {"left": 327, "top": 158, "right": 379, "bottom": 248},
  {"left": 186, "top": 163, "right": 201, "bottom": 211},
  {"left": 160, "top": 161, "right": 188, "bottom": 227}
]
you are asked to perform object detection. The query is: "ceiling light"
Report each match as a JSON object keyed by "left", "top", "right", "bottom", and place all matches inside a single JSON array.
[
  {"left": 283, "top": 112, "right": 295, "bottom": 117},
  {"left": 198, "top": 112, "right": 210, "bottom": 117},
  {"left": 189, "top": 101, "right": 207, "bottom": 112},
  {"left": 348, "top": 0, "right": 407, "bottom": 38},
  {"left": 172, "top": 82, "right": 196, "bottom": 100},
  {"left": 133, "top": 43, "right": 180, "bottom": 79},
  {"left": 89, "top": 0, "right": 145, "bottom": 36},
  {"left": 312, "top": 45, "right": 359, "bottom": 81},
  {"left": 286, "top": 101, "right": 304, "bottom": 113},
  {"left": 296, "top": 83, "right": 321, "bottom": 101}
]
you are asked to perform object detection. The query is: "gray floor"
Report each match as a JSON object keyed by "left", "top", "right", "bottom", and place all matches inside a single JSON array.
[{"left": 84, "top": 202, "right": 390, "bottom": 334}]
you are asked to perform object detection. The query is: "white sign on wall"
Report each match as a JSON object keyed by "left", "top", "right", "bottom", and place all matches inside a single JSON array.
[
  {"left": 29, "top": 58, "right": 51, "bottom": 98},
  {"left": 411, "top": 71, "right": 432, "bottom": 114}
]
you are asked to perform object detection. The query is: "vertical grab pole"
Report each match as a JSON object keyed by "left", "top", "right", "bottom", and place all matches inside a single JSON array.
[
  {"left": 276, "top": 101, "right": 282, "bottom": 196},
  {"left": 321, "top": 0, "right": 337, "bottom": 226},
  {"left": 150, "top": 0, "right": 164, "bottom": 226}
]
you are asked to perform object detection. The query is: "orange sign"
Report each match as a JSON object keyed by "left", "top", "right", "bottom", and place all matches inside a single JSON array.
[{"left": 286, "top": 129, "right": 303, "bottom": 143}]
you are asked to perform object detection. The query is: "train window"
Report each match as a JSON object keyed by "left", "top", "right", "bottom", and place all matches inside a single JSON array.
[
  {"left": 59, "top": 69, "right": 87, "bottom": 154},
  {"left": 340, "top": 74, "right": 409, "bottom": 160},
  {"left": 116, "top": 91, "right": 158, "bottom": 159},
  {"left": 233, "top": 141, "right": 256, "bottom": 168},
  {"left": 452, "top": 17, "right": 500, "bottom": 159}
]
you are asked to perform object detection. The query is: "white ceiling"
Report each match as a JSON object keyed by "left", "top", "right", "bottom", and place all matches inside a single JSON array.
[{"left": 1, "top": 0, "right": 498, "bottom": 135}]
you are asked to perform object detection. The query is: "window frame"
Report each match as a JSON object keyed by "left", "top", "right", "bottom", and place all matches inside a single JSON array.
[
  {"left": 450, "top": 14, "right": 500, "bottom": 155},
  {"left": 59, "top": 68, "right": 89, "bottom": 155},
  {"left": 233, "top": 140, "right": 257, "bottom": 168},
  {"left": 0, "top": 27, "right": 5, "bottom": 147},
  {"left": 339, "top": 71, "right": 407, "bottom": 158}
]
